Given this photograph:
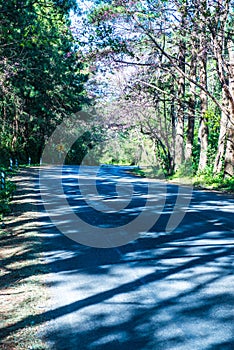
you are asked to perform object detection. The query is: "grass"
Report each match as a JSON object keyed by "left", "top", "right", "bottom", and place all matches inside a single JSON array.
[
  {"left": 130, "top": 166, "right": 166, "bottom": 179},
  {"left": 130, "top": 165, "right": 234, "bottom": 193},
  {"left": 193, "top": 172, "right": 234, "bottom": 193}
]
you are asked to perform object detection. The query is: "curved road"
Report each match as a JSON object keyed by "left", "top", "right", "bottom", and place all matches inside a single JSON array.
[{"left": 38, "top": 165, "right": 234, "bottom": 350}]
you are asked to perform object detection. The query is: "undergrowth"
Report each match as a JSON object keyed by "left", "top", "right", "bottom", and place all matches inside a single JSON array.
[
  {"left": 194, "top": 168, "right": 234, "bottom": 192},
  {"left": 0, "top": 175, "right": 16, "bottom": 223},
  {"left": 131, "top": 165, "right": 234, "bottom": 193}
]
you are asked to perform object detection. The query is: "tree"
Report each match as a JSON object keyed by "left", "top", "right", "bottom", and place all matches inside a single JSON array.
[
  {"left": 208, "top": 0, "right": 234, "bottom": 176},
  {"left": 0, "top": 0, "right": 88, "bottom": 164},
  {"left": 76, "top": 0, "right": 234, "bottom": 176}
]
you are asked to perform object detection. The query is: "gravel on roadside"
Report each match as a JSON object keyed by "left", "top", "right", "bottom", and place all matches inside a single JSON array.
[{"left": 0, "top": 167, "right": 49, "bottom": 350}]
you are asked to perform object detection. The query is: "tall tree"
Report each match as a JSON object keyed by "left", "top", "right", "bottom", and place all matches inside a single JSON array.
[
  {"left": 79, "top": 0, "right": 234, "bottom": 176},
  {"left": 210, "top": 0, "right": 234, "bottom": 176},
  {"left": 174, "top": 1, "right": 187, "bottom": 169},
  {"left": 0, "top": 0, "right": 87, "bottom": 164},
  {"left": 185, "top": 46, "right": 197, "bottom": 161}
]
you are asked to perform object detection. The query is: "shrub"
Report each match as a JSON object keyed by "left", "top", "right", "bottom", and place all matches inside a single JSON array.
[{"left": 0, "top": 179, "right": 16, "bottom": 218}]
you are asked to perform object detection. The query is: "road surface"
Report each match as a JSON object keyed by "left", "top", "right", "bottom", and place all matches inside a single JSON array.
[{"left": 38, "top": 165, "right": 234, "bottom": 350}]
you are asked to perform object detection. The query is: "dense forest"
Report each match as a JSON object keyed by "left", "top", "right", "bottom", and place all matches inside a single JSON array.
[
  {"left": 0, "top": 0, "right": 234, "bottom": 182},
  {"left": 0, "top": 0, "right": 87, "bottom": 165},
  {"left": 73, "top": 0, "right": 234, "bottom": 180}
]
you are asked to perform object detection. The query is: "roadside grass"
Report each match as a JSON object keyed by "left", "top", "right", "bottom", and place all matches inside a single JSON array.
[
  {"left": 130, "top": 166, "right": 166, "bottom": 179},
  {"left": 130, "top": 166, "right": 234, "bottom": 193},
  {"left": 0, "top": 169, "right": 49, "bottom": 350},
  {"left": 193, "top": 172, "right": 234, "bottom": 193}
]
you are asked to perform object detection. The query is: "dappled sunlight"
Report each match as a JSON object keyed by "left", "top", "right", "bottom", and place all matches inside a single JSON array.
[
  {"left": 36, "top": 167, "right": 234, "bottom": 349},
  {"left": 1, "top": 166, "right": 233, "bottom": 349}
]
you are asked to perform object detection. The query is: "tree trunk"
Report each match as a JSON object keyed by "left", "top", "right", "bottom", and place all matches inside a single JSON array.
[
  {"left": 11, "top": 111, "right": 19, "bottom": 153},
  {"left": 175, "top": 91, "right": 184, "bottom": 169},
  {"left": 185, "top": 52, "right": 196, "bottom": 161},
  {"left": 174, "top": 13, "right": 186, "bottom": 170},
  {"left": 213, "top": 90, "right": 228, "bottom": 174},
  {"left": 198, "top": 45, "right": 208, "bottom": 171},
  {"left": 224, "top": 43, "right": 234, "bottom": 177},
  {"left": 224, "top": 121, "right": 234, "bottom": 177}
]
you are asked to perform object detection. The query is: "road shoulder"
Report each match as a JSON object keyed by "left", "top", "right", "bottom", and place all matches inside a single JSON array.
[{"left": 0, "top": 168, "right": 49, "bottom": 350}]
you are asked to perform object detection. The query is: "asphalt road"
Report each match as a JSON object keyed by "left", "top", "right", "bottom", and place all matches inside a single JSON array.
[{"left": 38, "top": 165, "right": 234, "bottom": 350}]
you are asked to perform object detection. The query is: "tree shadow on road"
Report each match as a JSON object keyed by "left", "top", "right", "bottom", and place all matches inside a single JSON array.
[{"left": 0, "top": 172, "right": 234, "bottom": 349}]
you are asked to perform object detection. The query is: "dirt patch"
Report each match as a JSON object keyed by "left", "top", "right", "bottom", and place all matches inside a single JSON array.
[{"left": 0, "top": 168, "right": 49, "bottom": 350}]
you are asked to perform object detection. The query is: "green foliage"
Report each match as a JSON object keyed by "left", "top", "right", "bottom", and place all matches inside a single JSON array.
[
  {"left": 172, "top": 160, "right": 195, "bottom": 178},
  {"left": 0, "top": 180, "right": 16, "bottom": 217},
  {"left": 0, "top": 181, "right": 16, "bottom": 201},
  {"left": 65, "top": 130, "right": 96, "bottom": 165},
  {"left": 76, "top": 0, "right": 234, "bottom": 179},
  {"left": 206, "top": 109, "right": 221, "bottom": 164},
  {"left": 0, "top": 0, "right": 88, "bottom": 166},
  {"left": 194, "top": 166, "right": 234, "bottom": 192},
  {"left": 131, "top": 166, "right": 166, "bottom": 179},
  {"left": 191, "top": 109, "right": 221, "bottom": 172}
]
